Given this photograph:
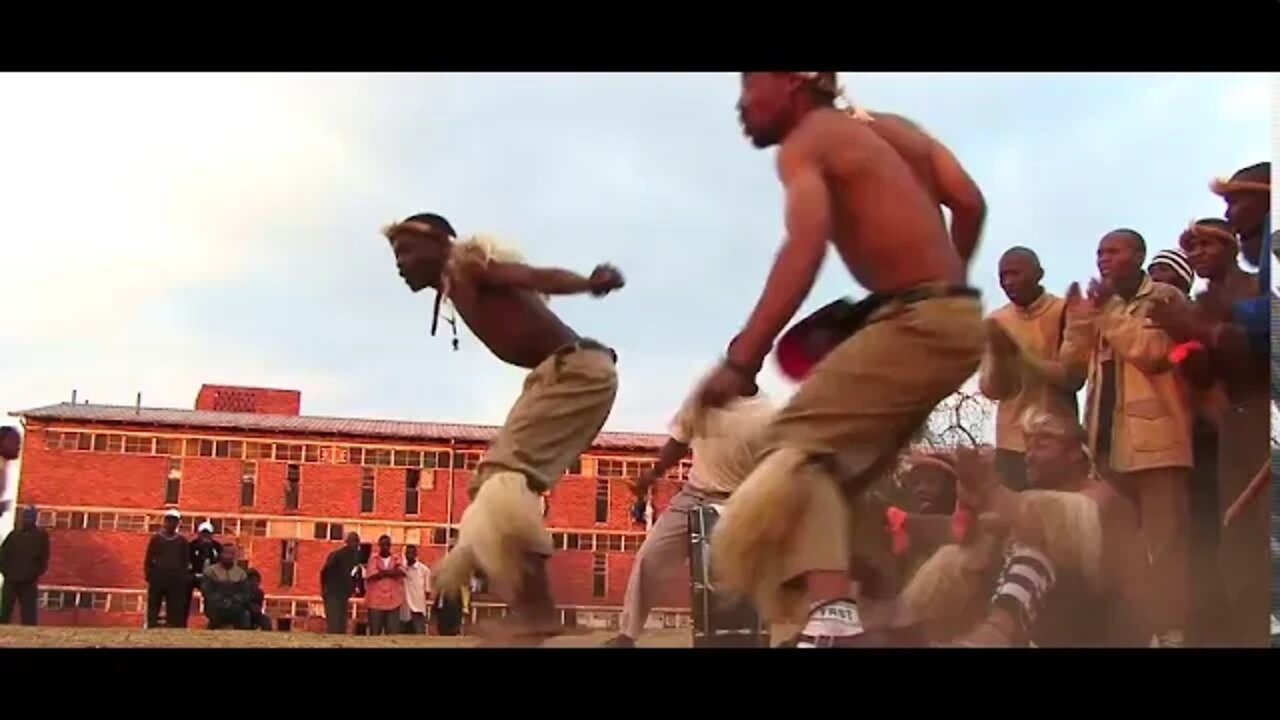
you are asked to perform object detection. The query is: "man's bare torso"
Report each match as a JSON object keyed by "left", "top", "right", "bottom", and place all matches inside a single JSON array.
[
  {"left": 445, "top": 273, "right": 579, "bottom": 369},
  {"left": 780, "top": 109, "right": 964, "bottom": 294}
]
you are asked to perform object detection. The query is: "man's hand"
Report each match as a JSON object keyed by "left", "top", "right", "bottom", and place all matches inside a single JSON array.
[
  {"left": 1085, "top": 278, "right": 1114, "bottom": 310},
  {"left": 588, "top": 264, "right": 625, "bottom": 296},
  {"left": 953, "top": 446, "right": 999, "bottom": 513},
  {"left": 1148, "top": 296, "right": 1201, "bottom": 343},
  {"left": 986, "top": 319, "right": 1019, "bottom": 358},
  {"left": 627, "top": 468, "right": 660, "bottom": 498},
  {"left": 697, "top": 361, "right": 756, "bottom": 410}
]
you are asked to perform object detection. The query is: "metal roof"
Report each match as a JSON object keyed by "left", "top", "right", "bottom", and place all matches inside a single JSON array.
[{"left": 10, "top": 402, "right": 666, "bottom": 451}]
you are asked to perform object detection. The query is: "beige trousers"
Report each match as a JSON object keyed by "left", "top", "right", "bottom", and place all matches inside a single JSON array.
[
  {"left": 435, "top": 343, "right": 617, "bottom": 598},
  {"left": 711, "top": 295, "right": 984, "bottom": 622}
]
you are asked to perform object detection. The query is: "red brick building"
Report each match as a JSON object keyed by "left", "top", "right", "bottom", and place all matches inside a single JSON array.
[{"left": 8, "top": 384, "right": 692, "bottom": 632}]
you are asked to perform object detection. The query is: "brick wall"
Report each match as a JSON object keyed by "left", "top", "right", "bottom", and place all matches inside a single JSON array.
[
  {"left": 16, "top": 417, "right": 692, "bottom": 628},
  {"left": 194, "top": 385, "right": 301, "bottom": 415}
]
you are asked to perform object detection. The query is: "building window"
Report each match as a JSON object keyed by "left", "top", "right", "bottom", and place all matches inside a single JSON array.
[
  {"left": 423, "top": 450, "right": 449, "bottom": 469},
  {"left": 76, "top": 433, "right": 93, "bottom": 451},
  {"left": 367, "top": 448, "right": 392, "bottom": 467},
  {"left": 313, "top": 522, "right": 345, "bottom": 541},
  {"left": 564, "top": 533, "right": 580, "bottom": 551},
  {"left": 284, "top": 464, "right": 300, "bottom": 510},
  {"left": 244, "top": 442, "right": 273, "bottom": 460},
  {"left": 430, "top": 527, "right": 449, "bottom": 546},
  {"left": 394, "top": 450, "right": 422, "bottom": 468},
  {"left": 102, "top": 434, "right": 124, "bottom": 453},
  {"left": 596, "top": 458, "right": 624, "bottom": 477},
  {"left": 116, "top": 594, "right": 144, "bottom": 613},
  {"left": 360, "top": 468, "right": 375, "bottom": 513},
  {"left": 153, "top": 437, "right": 180, "bottom": 456},
  {"left": 165, "top": 458, "right": 182, "bottom": 505},
  {"left": 344, "top": 446, "right": 365, "bottom": 465},
  {"left": 124, "top": 435, "right": 154, "bottom": 454},
  {"left": 303, "top": 444, "right": 320, "bottom": 463},
  {"left": 592, "top": 554, "right": 607, "bottom": 598},
  {"left": 214, "top": 440, "right": 243, "bottom": 459},
  {"left": 240, "top": 462, "right": 257, "bottom": 507},
  {"left": 601, "top": 534, "right": 624, "bottom": 552},
  {"left": 405, "top": 469, "right": 421, "bottom": 515},
  {"left": 276, "top": 444, "right": 303, "bottom": 463},
  {"left": 622, "top": 535, "right": 644, "bottom": 553},
  {"left": 566, "top": 456, "right": 582, "bottom": 475},
  {"left": 244, "top": 519, "right": 268, "bottom": 537},
  {"left": 280, "top": 540, "right": 298, "bottom": 587},
  {"left": 594, "top": 478, "right": 609, "bottom": 523}
]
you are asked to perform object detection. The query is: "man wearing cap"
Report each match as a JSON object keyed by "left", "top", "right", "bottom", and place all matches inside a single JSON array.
[
  {"left": 144, "top": 508, "right": 191, "bottom": 628},
  {"left": 187, "top": 520, "right": 223, "bottom": 625},
  {"left": 980, "top": 247, "right": 1079, "bottom": 491},
  {"left": 603, "top": 378, "right": 774, "bottom": 648},
  {"left": 1150, "top": 167, "right": 1272, "bottom": 646},
  {"left": 0, "top": 505, "right": 50, "bottom": 626},
  {"left": 1148, "top": 248, "right": 1195, "bottom": 297}
]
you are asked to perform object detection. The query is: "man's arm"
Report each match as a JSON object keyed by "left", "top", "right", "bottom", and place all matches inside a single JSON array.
[
  {"left": 473, "top": 261, "right": 623, "bottom": 297},
  {"left": 727, "top": 148, "right": 832, "bottom": 371},
  {"left": 143, "top": 536, "right": 157, "bottom": 583},
  {"left": 1099, "top": 297, "right": 1182, "bottom": 375},
  {"left": 928, "top": 136, "right": 986, "bottom": 264}
]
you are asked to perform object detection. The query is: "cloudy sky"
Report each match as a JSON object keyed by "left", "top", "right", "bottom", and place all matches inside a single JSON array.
[{"left": 1, "top": 72, "right": 1273, "bottom": 441}]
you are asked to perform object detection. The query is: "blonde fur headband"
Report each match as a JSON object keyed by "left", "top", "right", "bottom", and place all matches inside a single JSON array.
[
  {"left": 1209, "top": 177, "right": 1270, "bottom": 196},
  {"left": 794, "top": 72, "right": 874, "bottom": 122}
]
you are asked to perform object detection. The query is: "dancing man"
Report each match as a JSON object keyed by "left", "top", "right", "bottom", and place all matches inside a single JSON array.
[
  {"left": 700, "top": 72, "right": 987, "bottom": 647},
  {"left": 604, "top": 378, "right": 775, "bottom": 647},
  {"left": 382, "top": 212, "right": 624, "bottom": 644}
]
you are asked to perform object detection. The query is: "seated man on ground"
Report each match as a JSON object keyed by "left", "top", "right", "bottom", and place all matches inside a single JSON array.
[
  {"left": 201, "top": 545, "right": 252, "bottom": 630},
  {"left": 897, "top": 410, "right": 1154, "bottom": 647}
]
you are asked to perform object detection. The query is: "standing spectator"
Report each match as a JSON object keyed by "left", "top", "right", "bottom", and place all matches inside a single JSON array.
[
  {"left": 0, "top": 505, "right": 49, "bottom": 626},
  {"left": 320, "top": 532, "right": 361, "bottom": 634},
  {"left": 363, "top": 534, "right": 405, "bottom": 636},
  {"left": 187, "top": 520, "right": 222, "bottom": 624},
  {"left": 145, "top": 508, "right": 191, "bottom": 628},
  {"left": 979, "top": 247, "right": 1079, "bottom": 491},
  {"left": 246, "top": 568, "right": 271, "bottom": 631},
  {"left": 400, "top": 544, "right": 432, "bottom": 634},
  {"left": 1147, "top": 248, "right": 1195, "bottom": 297},
  {"left": 201, "top": 545, "right": 251, "bottom": 630},
  {"left": 1059, "top": 228, "right": 1194, "bottom": 647},
  {"left": 0, "top": 427, "right": 20, "bottom": 518}
]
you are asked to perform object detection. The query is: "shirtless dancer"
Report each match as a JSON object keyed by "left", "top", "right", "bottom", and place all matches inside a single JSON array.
[
  {"left": 383, "top": 212, "right": 624, "bottom": 643},
  {"left": 699, "top": 72, "right": 988, "bottom": 647}
]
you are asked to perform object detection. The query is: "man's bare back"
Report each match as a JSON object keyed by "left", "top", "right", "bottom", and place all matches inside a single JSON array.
[{"left": 778, "top": 108, "right": 965, "bottom": 295}]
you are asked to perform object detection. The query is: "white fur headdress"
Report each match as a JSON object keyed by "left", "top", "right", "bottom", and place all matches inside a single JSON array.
[{"left": 794, "top": 72, "right": 874, "bottom": 122}]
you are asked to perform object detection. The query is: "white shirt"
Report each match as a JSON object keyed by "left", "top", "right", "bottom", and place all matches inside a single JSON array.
[
  {"left": 401, "top": 560, "right": 431, "bottom": 615},
  {"left": 669, "top": 390, "right": 774, "bottom": 496}
]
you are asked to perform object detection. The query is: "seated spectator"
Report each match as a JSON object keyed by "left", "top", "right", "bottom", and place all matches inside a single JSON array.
[
  {"left": 201, "top": 545, "right": 251, "bottom": 630},
  {"left": 246, "top": 569, "right": 271, "bottom": 631}
]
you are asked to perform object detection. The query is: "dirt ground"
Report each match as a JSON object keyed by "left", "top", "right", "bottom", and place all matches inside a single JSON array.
[{"left": 0, "top": 625, "right": 692, "bottom": 649}]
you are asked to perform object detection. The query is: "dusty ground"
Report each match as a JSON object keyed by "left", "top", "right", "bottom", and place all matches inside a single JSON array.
[{"left": 0, "top": 625, "right": 692, "bottom": 649}]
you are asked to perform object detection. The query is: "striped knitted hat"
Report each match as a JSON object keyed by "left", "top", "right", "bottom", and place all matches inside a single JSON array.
[{"left": 1149, "top": 248, "right": 1194, "bottom": 288}]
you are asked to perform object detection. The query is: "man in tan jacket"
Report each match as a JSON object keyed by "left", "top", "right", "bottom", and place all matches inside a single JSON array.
[
  {"left": 1057, "top": 228, "right": 1195, "bottom": 647},
  {"left": 979, "top": 247, "right": 1080, "bottom": 490}
]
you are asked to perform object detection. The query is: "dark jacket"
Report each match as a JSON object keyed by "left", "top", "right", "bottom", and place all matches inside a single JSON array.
[
  {"left": 145, "top": 533, "right": 190, "bottom": 585},
  {"left": 201, "top": 563, "right": 250, "bottom": 620},
  {"left": 0, "top": 527, "right": 50, "bottom": 584},
  {"left": 189, "top": 538, "right": 223, "bottom": 581},
  {"left": 320, "top": 546, "right": 360, "bottom": 598}
]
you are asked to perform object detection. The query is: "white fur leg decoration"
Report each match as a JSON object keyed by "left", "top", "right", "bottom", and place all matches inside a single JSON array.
[
  {"left": 709, "top": 448, "right": 815, "bottom": 623},
  {"left": 1015, "top": 490, "right": 1103, "bottom": 587},
  {"left": 433, "top": 471, "right": 550, "bottom": 601},
  {"left": 898, "top": 541, "right": 992, "bottom": 631}
]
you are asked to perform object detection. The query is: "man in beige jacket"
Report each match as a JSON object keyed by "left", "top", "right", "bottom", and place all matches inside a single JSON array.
[
  {"left": 979, "top": 247, "right": 1080, "bottom": 491},
  {"left": 1056, "top": 228, "right": 1195, "bottom": 648}
]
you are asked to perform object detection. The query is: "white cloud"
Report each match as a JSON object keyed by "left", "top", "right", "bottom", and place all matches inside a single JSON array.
[{"left": 0, "top": 73, "right": 381, "bottom": 342}]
